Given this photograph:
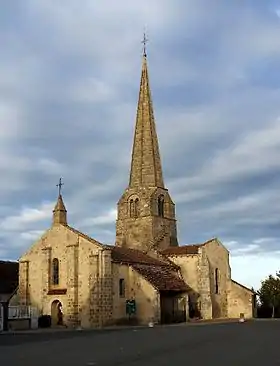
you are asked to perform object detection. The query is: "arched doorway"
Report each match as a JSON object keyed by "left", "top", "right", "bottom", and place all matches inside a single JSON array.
[{"left": 51, "top": 300, "right": 63, "bottom": 326}]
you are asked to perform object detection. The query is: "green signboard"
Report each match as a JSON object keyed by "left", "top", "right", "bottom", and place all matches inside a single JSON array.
[{"left": 126, "top": 299, "right": 136, "bottom": 315}]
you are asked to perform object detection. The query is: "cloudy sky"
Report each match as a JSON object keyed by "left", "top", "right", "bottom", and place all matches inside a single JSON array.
[{"left": 1, "top": 0, "right": 280, "bottom": 290}]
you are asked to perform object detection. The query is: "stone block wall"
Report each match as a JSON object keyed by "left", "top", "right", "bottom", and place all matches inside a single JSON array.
[
  {"left": 99, "top": 249, "right": 113, "bottom": 326},
  {"left": 88, "top": 249, "right": 113, "bottom": 328},
  {"left": 197, "top": 248, "right": 212, "bottom": 319},
  {"left": 112, "top": 263, "right": 160, "bottom": 324},
  {"left": 40, "top": 246, "right": 51, "bottom": 310},
  {"left": 116, "top": 186, "right": 178, "bottom": 251},
  {"left": 66, "top": 242, "right": 79, "bottom": 327},
  {"left": 18, "top": 260, "right": 30, "bottom": 306},
  {"left": 228, "top": 280, "right": 254, "bottom": 319},
  {"left": 18, "top": 224, "right": 108, "bottom": 329},
  {"left": 202, "top": 240, "right": 231, "bottom": 318},
  {"left": 89, "top": 253, "right": 99, "bottom": 327}
]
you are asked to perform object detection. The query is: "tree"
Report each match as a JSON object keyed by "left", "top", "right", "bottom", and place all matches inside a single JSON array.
[{"left": 258, "top": 272, "right": 280, "bottom": 318}]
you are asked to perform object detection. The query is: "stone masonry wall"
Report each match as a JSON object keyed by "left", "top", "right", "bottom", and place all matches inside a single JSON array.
[
  {"left": 228, "top": 281, "right": 253, "bottom": 319},
  {"left": 19, "top": 224, "right": 103, "bottom": 328},
  {"left": 41, "top": 246, "right": 51, "bottom": 311},
  {"left": 112, "top": 263, "right": 160, "bottom": 324},
  {"left": 116, "top": 186, "right": 177, "bottom": 251},
  {"left": 66, "top": 242, "right": 79, "bottom": 327},
  {"left": 99, "top": 250, "right": 113, "bottom": 326},
  {"left": 202, "top": 240, "right": 231, "bottom": 318},
  {"left": 197, "top": 248, "right": 212, "bottom": 319},
  {"left": 18, "top": 260, "right": 30, "bottom": 306},
  {"left": 89, "top": 253, "right": 99, "bottom": 327}
]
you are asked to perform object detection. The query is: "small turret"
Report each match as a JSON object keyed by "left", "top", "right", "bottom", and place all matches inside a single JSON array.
[{"left": 52, "top": 178, "right": 67, "bottom": 226}]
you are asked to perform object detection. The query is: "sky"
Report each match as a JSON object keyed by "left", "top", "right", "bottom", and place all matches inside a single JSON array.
[{"left": 1, "top": 0, "right": 280, "bottom": 290}]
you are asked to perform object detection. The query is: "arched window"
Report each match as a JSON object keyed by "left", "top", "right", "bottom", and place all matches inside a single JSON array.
[
  {"left": 134, "top": 198, "right": 139, "bottom": 218},
  {"left": 158, "top": 195, "right": 164, "bottom": 217},
  {"left": 215, "top": 268, "right": 219, "bottom": 294},
  {"left": 129, "top": 199, "right": 134, "bottom": 218},
  {"left": 52, "top": 258, "right": 59, "bottom": 285},
  {"left": 129, "top": 197, "right": 140, "bottom": 218},
  {"left": 119, "top": 278, "right": 125, "bottom": 297}
]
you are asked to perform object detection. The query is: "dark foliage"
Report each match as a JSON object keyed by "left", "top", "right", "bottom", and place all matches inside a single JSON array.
[{"left": 258, "top": 272, "right": 280, "bottom": 318}]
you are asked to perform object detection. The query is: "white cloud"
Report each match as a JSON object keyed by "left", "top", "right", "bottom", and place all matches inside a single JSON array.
[
  {"left": 20, "top": 230, "right": 45, "bottom": 241},
  {"left": 33, "top": 158, "right": 66, "bottom": 176},
  {"left": 69, "top": 78, "right": 116, "bottom": 104},
  {"left": 1, "top": 1, "right": 280, "bottom": 291},
  {"left": 231, "top": 252, "right": 280, "bottom": 290},
  {"left": 77, "top": 208, "right": 117, "bottom": 228},
  {"left": 231, "top": 244, "right": 260, "bottom": 256},
  {"left": 0, "top": 100, "right": 22, "bottom": 139},
  {"left": 0, "top": 203, "right": 53, "bottom": 231}
]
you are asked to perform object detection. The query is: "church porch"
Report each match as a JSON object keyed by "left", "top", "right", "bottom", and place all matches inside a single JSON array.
[
  {"left": 130, "top": 262, "right": 189, "bottom": 325},
  {"left": 160, "top": 290, "right": 188, "bottom": 324}
]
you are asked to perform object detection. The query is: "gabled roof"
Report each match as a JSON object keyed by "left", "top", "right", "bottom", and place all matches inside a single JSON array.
[
  {"left": 232, "top": 279, "right": 255, "bottom": 294},
  {"left": 63, "top": 224, "right": 104, "bottom": 247},
  {"left": 110, "top": 246, "right": 187, "bottom": 292},
  {"left": 132, "top": 263, "right": 188, "bottom": 292},
  {"left": 160, "top": 238, "right": 219, "bottom": 256},
  {"left": 111, "top": 246, "right": 168, "bottom": 266},
  {"left": 161, "top": 244, "right": 203, "bottom": 255},
  {"left": 0, "top": 260, "right": 19, "bottom": 295}
]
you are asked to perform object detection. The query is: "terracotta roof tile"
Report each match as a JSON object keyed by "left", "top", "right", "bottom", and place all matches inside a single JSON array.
[
  {"left": 0, "top": 260, "right": 19, "bottom": 294},
  {"left": 161, "top": 244, "right": 203, "bottom": 255},
  {"left": 132, "top": 264, "right": 188, "bottom": 292},
  {"left": 111, "top": 246, "right": 166, "bottom": 266},
  {"left": 110, "top": 247, "right": 188, "bottom": 292}
]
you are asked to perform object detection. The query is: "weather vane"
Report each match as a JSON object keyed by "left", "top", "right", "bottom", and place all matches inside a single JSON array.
[
  {"left": 56, "top": 177, "right": 64, "bottom": 196},
  {"left": 142, "top": 31, "right": 148, "bottom": 57}
]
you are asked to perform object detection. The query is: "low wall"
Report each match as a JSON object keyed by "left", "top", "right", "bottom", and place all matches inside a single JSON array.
[{"left": 9, "top": 318, "right": 30, "bottom": 331}]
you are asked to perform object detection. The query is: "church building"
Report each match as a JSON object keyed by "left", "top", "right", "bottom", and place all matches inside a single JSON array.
[{"left": 17, "top": 45, "right": 255, "bottom": 328}]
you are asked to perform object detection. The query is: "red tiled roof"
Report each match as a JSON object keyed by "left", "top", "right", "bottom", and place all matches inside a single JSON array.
[
  {"left": 161, "top": 239, "right": 218, "bottom": 256},
  {"left": 111, "top": 246, "right": 167, "bottom": 266},
  {"left": 110, "top": 246, "right": 187, "bottom": 292},
  {"left": 161, "top": 244, "right": 203, "bottom": 255},
  {"left": 0, "top": 260, "right": 19, "bottom": 295},
  {"left": 132, "top": 264, "right": 188, "bottom": 292}
]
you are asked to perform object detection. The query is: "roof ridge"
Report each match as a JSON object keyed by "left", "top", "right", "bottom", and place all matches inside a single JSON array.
[{"left": 62, "top": 224, "right": 104, "bottom": 247}]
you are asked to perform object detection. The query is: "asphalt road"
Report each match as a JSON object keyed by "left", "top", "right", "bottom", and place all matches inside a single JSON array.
[{"left": 0, "top": 320, "right": 279, "bottom": 365}]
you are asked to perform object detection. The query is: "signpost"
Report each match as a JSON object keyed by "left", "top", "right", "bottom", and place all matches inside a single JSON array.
[{"left": 126, "top": 299, "right": 136, "bottom": 321}]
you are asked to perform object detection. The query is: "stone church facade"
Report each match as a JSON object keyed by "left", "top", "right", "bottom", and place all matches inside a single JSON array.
[{"left": 17, "top": 49, "right": 255, "bottom": 328}]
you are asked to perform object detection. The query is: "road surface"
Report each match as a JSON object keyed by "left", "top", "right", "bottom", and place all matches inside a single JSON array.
[{"left": 0, "top": 320, "right": 278, "bottom": 365}]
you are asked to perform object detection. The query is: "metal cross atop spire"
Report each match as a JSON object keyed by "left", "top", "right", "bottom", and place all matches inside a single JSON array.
[
  {"left": 142, "top": 32, "right": 148, "bottom": 57},
  {"left": 56, "top": 177, "right": 64, "bottom": 196}
]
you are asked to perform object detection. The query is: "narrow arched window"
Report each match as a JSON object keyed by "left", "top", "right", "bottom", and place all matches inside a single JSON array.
[
  {"left": 52, "top": 258, "right": 59, "bottom": 285},
  {"left": 129, "top": 199, "right": 134, "bottom": 218},
  {"left": 158, "top": 195, "right": 164, "bottom": 217},
  {"left": 134, "top": 198, "right": 139, "bottom": 218},
  {"left": 215, "top": 268, "right": 219, "bottom": 294},
  {"left": 119, "top": 278, "right": 125, "bottom": 297}
]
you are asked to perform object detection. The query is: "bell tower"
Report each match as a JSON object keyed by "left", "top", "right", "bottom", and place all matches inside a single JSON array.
[
  {"left": 115, "top": 35, "right": 178, "bottom": 252},
  {"left": 52, "top": 178, "right": 67, "bottom": 226}
]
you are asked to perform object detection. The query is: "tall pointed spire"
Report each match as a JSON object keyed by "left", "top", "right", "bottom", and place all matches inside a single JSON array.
[
  {"left": 52, "top": 178, "right": 67, "bottom": 226},
  {"left": 129, "top": 34, "right": 164, "bottom": 188},
  {"left": 116, "top": 35, "right": 178, "bottom": 251}
]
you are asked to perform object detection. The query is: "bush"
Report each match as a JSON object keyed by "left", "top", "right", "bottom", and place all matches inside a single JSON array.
[{"left": 38, "top": 314, "right": 52, "bottom": 328}]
